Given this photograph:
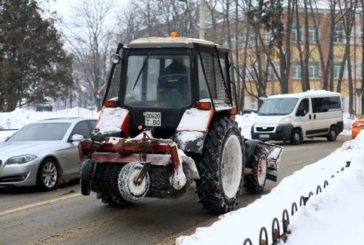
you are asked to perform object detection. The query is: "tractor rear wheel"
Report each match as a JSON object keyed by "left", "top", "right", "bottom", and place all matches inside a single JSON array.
[{"left": 195, "top": 118, "right": 244, "bottom": 214}]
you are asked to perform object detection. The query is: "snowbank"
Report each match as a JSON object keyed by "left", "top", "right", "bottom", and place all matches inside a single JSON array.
[
  {"left": 235, "top": 113, "right": 258, "bottom": 139},
  {"left": 340, "top": 113, "right": 356, "bottom": 136},
  {"left": 0, "top": 107, "right": 97, "bottom": 130},
  {"left": 176, "top": 131, "right": 364, "bottom": 245},
  {"left": 0, "top": 107, "right": 98, "bottom": 142}
]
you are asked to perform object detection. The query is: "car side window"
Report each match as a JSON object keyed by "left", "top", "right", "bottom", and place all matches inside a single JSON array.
[
  {"left": 296, "top": 98, "right": 309, "bottom": 116},
  {"left": 88, "top": 120, "right": 96, "bottom": 131},
  {"left": 72, "top": 121, "right": 91, "bottom": 139}
]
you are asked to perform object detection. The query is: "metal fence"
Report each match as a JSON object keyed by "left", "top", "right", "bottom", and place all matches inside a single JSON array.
[{"left": 243, "top": 161, "right": 352, "bottom": 245}]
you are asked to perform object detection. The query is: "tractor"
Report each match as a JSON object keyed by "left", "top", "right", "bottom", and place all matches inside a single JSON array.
[{"left": 79, "top": 36, "right": 282, "bottom": 214}]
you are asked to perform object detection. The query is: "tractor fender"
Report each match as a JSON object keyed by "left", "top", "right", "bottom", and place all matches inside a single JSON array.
[
  {"left": 244, "top": 139, "right": 261, "bottom": 167},
  {"left": 175, "top": 131, "right": 206, "bottom": 154},
  {"left": 92, "top": 107, "right": 130, "bottom": 140},
  {"left": 174, "top": 108, "right": 213, "bottom": 154}
]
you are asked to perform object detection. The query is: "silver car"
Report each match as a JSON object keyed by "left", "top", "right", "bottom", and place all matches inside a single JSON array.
[{"left": 0, "top": 118, "right": 96, "bottom": 190}]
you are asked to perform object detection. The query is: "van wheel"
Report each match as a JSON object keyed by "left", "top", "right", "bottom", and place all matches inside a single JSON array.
[
  {"left": 290, "top": 129, "right": 303, "bottom": 145},
  {"left": 327, "top": 126, "right": 338, "bottom": 142}
]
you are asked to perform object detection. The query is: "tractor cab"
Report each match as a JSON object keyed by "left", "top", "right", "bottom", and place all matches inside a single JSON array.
[{"left": 100, "top": 37, "right": 235, "bottom": 139}]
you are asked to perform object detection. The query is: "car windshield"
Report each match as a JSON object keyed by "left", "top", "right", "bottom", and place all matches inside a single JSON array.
[
  {"left": 124, "top": 54, "right": 191, "bottom": 109},
  {"left": 7, "top": 123, "right": 71, "bottom": 142},
  {"left": 258, "top": 98, "right": 299, "bottom": 116}
]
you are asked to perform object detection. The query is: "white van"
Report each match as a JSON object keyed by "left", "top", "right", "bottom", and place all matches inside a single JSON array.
[{"left": 251, "top": 90, "right": 343, "bottom": 144}]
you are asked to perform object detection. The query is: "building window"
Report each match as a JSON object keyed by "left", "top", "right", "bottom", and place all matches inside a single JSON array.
[
  {"left": 308, "top": 25, "right": 319, "bottom": 43},
  {"left": 334, "top": 62, "right": 342, "bottom": 79},
  {"left": 291, "top": 25, "right": 302, "bottom": 42},
  {"left": 334, "top": 24, "right": 345, "bottom": 43},
  {"left": 292, "top": 62, "right": 301, "bottom": 79},
  {"left": 267, "top": 63, "right": 280, "bottom": 80},
  {"left": 308, "top": 62, "right": 320, "bottom": 79}
]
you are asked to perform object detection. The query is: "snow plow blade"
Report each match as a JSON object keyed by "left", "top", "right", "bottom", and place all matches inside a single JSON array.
[{"left": 262, "top": 142, "right": 283, "bottom": 181}]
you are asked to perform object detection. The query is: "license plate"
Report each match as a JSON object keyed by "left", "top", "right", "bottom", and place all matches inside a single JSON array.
[
  {"left": 259, "top": 134, "right": 270, "bottom": 139},
  {"left": 144, "top": 112, "right": 161, "bottom": 127}
]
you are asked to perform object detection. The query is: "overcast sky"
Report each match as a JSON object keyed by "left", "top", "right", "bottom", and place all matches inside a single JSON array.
[{"left": 40, "top": 0, "right": 130, "bottom": 29}]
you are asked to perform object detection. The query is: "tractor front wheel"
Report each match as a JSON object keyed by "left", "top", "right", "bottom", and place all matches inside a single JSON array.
[{"left": 196, "top": 118, "right": 244, "bottom": 214}]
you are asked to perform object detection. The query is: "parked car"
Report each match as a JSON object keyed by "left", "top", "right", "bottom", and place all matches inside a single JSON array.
[
  {"left": 352, "top": 116, "right": 364, "bottom": 139},
  {"left": 0, "top": 118, "right": 96, "bottom": 190},
  {"left": 251, "top": 90, "right": 343, "bottom": 144}
]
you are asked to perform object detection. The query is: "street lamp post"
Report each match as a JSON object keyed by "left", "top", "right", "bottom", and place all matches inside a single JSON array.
[
  {"left": 177, "top": 0, "right": 205, "bottom": 39},
  {"left": 199, "top": 0, "right": 205, "bottom": 39}
]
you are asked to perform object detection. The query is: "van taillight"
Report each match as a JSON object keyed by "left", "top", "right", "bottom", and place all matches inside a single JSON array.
[{"left": 104, "top": 100, "right": 118, "bottom": 108}]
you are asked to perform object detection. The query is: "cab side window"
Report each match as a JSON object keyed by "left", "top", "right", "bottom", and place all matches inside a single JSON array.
[
  {"left": 71, "top": 121, "right": 91, "bottom": 139},
  {"left": 296, "top": 98, "right": 309, "bottom": 116}
]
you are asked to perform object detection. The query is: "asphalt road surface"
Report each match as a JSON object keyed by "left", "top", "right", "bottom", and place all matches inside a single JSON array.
[{"left": 0, "top": 135, "right": 350, "bottom": 245}]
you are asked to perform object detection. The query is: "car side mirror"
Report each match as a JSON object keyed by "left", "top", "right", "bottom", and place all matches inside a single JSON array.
[{"left": 71, "top": 134, "right": 84, "bottom": 142}]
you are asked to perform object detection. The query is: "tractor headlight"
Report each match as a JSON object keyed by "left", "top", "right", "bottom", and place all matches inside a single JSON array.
[
  {"left": 6, "top": 155, "right": 37, "bottom": 165},
  {"left": 111, "top": 54, "right": 121, "bottom": 64},
  {"left": 280, "top": 116, "right": 291, "bottom": 124}
]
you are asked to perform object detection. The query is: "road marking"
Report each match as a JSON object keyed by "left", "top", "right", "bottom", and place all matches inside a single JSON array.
[{"left": 0, "top": 193, "right": 81, "bottom": 218}]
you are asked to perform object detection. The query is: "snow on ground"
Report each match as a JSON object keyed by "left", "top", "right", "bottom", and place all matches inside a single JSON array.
[
  {"left": 176, "top": 132, "right": 364, "bottom": 245},
  {"left": 235, "top": 113, "right": 258, "bottom": 139},
  {"left": 0, "top": 107, "right": 97, "bottom": 141}
]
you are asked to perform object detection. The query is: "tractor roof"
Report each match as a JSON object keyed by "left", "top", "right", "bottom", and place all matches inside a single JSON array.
[{"left": 126, "top": 37, "right": 228, "bottom": 51}]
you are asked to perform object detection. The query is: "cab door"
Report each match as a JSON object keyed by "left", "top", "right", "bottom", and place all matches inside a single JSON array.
[{"left": 295, "top": 98, "right": 314, "bottom": 137}]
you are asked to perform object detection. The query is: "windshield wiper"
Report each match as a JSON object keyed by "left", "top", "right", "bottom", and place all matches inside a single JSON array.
[{"left": 132, "top": 55, "right": 149, "bottom": 90}]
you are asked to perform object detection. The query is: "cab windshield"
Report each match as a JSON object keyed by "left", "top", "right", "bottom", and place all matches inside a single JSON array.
[
  {"left": 258, "top": 98, "right": 298, "bottom": 116},
  {"left": 124, "top": 54, "right": 191, "bottom": 109}
]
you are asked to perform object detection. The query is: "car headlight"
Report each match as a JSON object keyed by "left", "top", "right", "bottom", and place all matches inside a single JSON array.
[
  {"left": 6, "top": 155, "right": 37, "bottom": 164},
  {"left": 280, "top": 116, "right": 291, "bottom": 124}
]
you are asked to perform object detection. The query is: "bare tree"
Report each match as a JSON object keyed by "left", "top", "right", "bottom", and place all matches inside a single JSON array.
[
  {"left": 336, "top": 0, "right": 358, "bottom": 115},
  {"left": 66, "top": 0, "right": 115, "bottom": 110}
]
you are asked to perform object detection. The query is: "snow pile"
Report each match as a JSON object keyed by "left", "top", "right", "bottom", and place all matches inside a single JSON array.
[
  {"left": 176, "top": 131, "right": 364, "bottom": 245},
  {"left": 340, "top": 113, "right": 356, "bottom": 136},
  {"left": 235, "top": 113, "right": 258, "bottom": 139},
  {"left": 0, "top": 107, "right": 97, "bottom": 129},
  {"left": 0, "top": 107, "right": 98, "bottom": 142}
]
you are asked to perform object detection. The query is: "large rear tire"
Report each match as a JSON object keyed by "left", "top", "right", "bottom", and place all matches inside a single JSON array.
[{"left": 195, "top": 118, "right": 244, "bottom": 214}]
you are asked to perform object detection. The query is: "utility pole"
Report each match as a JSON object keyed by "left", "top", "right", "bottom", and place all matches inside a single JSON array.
[{"left": 199, "top": 0, "right": 205, "bottom": 39}]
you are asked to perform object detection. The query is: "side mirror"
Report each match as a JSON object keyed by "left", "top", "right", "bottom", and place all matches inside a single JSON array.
[{"left": 70, "top": 134, "right": 84, "bottom": 142}]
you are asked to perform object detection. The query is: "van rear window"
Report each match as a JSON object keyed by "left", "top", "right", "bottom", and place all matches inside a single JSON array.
[{"left": 311, "top": 96, "right": 341, "bottom": 113}]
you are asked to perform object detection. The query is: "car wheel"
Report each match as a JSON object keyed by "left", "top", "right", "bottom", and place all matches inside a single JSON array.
[
  {"left": 327, "top": 126, "right": 337, "bottom": 142},
  {"left": 290, "top": 129, "right": 303, "bottom": 145},
  {"left": 37, "top": 158, "right": 60, "bottom": 191}
]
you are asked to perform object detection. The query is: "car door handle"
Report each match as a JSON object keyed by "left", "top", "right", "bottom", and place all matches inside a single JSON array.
[
  {"left": 314, "top": 114, "right": 316, "bottom": 120},
  {"left": 309, "top": 114, "right": 312, "bottom": 120}
]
